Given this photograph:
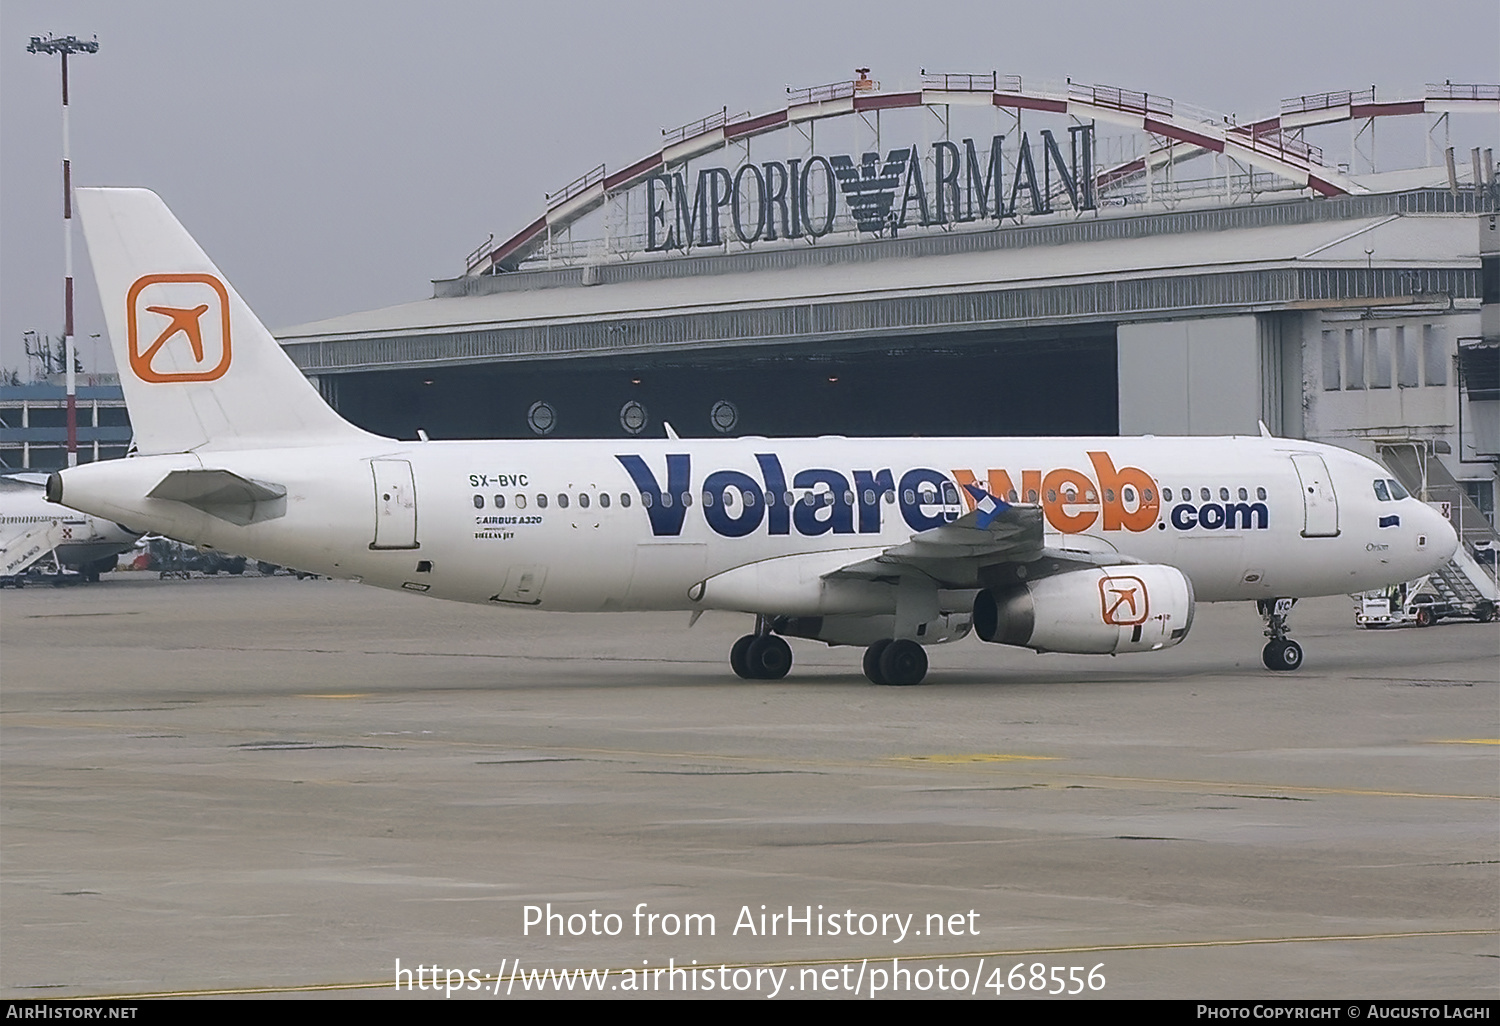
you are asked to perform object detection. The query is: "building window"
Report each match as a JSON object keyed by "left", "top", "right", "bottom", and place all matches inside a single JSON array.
[
  {"left": 1321, "top": 331, "right": 1341, "bottom": 390},
  {"left": 1462, "top": 480, "right": 1495, "bottom": 529},
  {"left": 1369, "top": 327, "right": 1391, "bottom": 388},
  {"left": 1344, "top": 328, "right": 1364, "bottom": 389},
  {"left": 1396, "top": 326, "right": 1420, "bottom": 388},
  {"left": 1422, "top": 325, "right": 1447, "bottom": 386}
]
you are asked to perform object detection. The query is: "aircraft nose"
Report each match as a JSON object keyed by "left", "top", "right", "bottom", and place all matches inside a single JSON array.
[{"left": 1422, "top": 503, "right": 1459, "bottom": 563}]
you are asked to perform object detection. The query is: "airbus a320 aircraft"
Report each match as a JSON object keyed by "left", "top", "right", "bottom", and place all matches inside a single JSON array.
[{"left": 49, "top": 188, "right": 1456, "bottom": 685}]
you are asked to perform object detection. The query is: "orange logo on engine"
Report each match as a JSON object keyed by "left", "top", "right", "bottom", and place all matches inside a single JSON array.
[
  {"left": 126, "top": 273, "right": 231, "bottom": 382},
  {"left": 1100, "top": 575, "right": 1149, "bottom": 626}
]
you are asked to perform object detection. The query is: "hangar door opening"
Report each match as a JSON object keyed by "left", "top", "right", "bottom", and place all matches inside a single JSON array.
[{"left": 329, "top": 327, "right": 1118, "bottom": 441}]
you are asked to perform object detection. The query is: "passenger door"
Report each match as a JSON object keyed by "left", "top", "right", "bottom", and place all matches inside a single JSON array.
[
  {"left": 370, "top": 459, "right": 419, "bottom": 549},
  {"left": 1290, "top": 453, "right": 1339, "bottom": 538}
]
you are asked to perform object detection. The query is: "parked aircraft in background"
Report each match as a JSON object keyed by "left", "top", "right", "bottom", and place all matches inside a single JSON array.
[
  {"left": 48, "top": 188, "right": 1457, "bottom": 683},
  {"left": 1, "top": 472, "right": 139, "bottom": 581}
]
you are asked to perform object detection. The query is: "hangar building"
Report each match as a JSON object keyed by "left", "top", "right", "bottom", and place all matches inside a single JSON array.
[{"left": 274, "top": 74, "right": 1497, "bottom": 550}]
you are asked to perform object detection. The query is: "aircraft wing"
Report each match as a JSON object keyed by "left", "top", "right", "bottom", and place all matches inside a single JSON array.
[{"left": 823, "top": 494, "right": 1137, "bottom": 589}]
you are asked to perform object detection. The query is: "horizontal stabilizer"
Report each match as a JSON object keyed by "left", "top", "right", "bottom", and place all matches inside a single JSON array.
[{"left": 148, "top": 469, "right": 286, "bottom": 526}]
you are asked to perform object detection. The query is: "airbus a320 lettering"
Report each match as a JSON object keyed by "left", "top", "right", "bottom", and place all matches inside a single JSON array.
[{"left": 49, "top": 189, "right": 1457, "bottom": 685}]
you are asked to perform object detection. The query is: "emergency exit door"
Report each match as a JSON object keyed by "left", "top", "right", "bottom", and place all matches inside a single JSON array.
[
  {"left": 371, "top": 459, "right": 418, "bottom": 549},
  {"left": 1290, "top": 453, "right": 1339, "bottom": 538}
]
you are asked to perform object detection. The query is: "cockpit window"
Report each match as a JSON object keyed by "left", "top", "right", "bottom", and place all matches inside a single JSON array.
[
  {"left": 1387, "top": 478, "right": 1410, "bottom": 500},
  {"left": 1373, "top": 479, "right": 1390, "bottom": 501}
]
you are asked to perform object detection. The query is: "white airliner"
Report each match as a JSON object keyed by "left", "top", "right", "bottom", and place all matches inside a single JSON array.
[
  {"left": 1, "top": 472, "right": 139, "bottom": 581},
  {"left": 48, "top": 188, "right": 1456, "bottom": 684}
]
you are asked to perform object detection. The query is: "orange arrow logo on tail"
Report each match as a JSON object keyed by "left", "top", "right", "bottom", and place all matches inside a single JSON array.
[{"left": 126, "top": 274, "right": 231, "bottom": 382}]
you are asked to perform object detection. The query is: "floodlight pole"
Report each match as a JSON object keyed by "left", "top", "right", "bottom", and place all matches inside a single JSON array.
[{"left": 27, "top": 33, "right": 98, "bottom": 467}]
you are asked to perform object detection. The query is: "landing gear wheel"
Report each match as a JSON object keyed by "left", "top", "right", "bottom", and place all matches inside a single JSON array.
[
  {"left": 729, "top": 634, "right": 757, "bottom": 679},
  {"left": 862, "top": 639, "right": 892, "bottom": 685},
  {"left": 1475, "top": 601, "right": 1495, "bottom": 624},
  {"left": 746, "top": 635, "right": 792, "bottom": 680},
  {"left": 1262, "top": 639, "right": 1303, "bottom": 671},
  {"left": 1414, "top": 608, "right": 1434, "bottom": 628},
  {"left": 878, "top": 639, "right": 929, "bottom": 686}
]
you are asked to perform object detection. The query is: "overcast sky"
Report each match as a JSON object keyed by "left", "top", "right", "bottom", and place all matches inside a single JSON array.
[{"left": 2, "top": 0, "right": 1497, "bottom": 377}]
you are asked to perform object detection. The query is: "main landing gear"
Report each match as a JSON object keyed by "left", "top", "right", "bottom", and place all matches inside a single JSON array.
[
  {"left": 729, "top": 616, "right": 793, "bottom": 680},
  {"left": 1258, "top": 597, "right": 1303, "bottom": 671},
  {"left": 861, "top": 639, "right": 928, "bottom": 686}
]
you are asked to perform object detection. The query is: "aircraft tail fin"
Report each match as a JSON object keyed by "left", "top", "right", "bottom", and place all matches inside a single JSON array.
[{"left": 76, "top": 188, "right": 370, "bottom": 454}]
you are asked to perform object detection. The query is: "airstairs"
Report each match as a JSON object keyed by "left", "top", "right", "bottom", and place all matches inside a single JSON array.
[{"left": 0, "top": 521, "right": 67, "bottom": 579}]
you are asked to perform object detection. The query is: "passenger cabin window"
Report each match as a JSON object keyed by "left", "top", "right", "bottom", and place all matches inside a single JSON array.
[
  {"left": 1256, "top": 487, "right": 1267, "bottom": 500},
  {"left": 578, "top": 493, "right": 589, "bottom": 509},
  {"left": 557, "top": 493, "right": 568, "bottom": 509},
  {"left": 1237, "top": 488, "right": 1247, "bottom": 501},
  {"left": 536, "top": 493, "right": 548, "bottom": 509},
  {"left": 494, "top": 494, "right": 505, "bottom": 509},
  {"left": 620, "top": 492, "right": 631, "bottom": 507},
  {"left": 1219, "top": 487, "right": 1229, "bottom": 501},
  {"left": 472, "top": 494, "right": 484, "bottom": 509},
  {"left": 515, "top": 494, "right": 527, "bottom": 509},
  {"left": 599, "top": 492, "right": 610, "bottom": 508},
  {"left": 1200, "top": 488, "right": 1210, "bottom": 502}
]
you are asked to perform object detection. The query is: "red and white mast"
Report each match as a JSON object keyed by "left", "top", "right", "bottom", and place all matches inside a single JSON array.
[{"left": 27, "top": 33, "right": 98, "bottom": 467}]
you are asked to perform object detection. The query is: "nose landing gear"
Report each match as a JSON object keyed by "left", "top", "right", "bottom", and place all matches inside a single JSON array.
[{"left": 1259, "top": 597, "right": 1304, "bottom": 671}]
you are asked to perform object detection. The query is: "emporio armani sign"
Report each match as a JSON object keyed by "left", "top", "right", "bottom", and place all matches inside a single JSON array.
[{"left": 645, "top": 125, "right": 1095, "bottom": 252}]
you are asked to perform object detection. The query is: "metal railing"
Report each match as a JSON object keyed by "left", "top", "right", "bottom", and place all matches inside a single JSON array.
[
  {"left": 787, "top": 79, "right": 857, "bottom": 105},
  {"left": 921, "top": 71, "right": 1003, "bottom": 92},
  {"left": 1073, "top": 82, "right": 1173, "bottom": 118},
  {"left": 546, "top": 163, "right": 605, "bottom": 204},
  {"left": 1426, "top": 81, "right": 1500, "bottom": 101},
  {"left": 663, "top": 107, "right": 730, "bottom": 146},
  {"left": 465, "top": 234, "right": 494, "bottom": 274},
  {"left": 1236, "top": 126, "right": 1324, "bottom": 165},
  {"left": 1281, "top": 87, "right": 1375, "bottom": 114}
]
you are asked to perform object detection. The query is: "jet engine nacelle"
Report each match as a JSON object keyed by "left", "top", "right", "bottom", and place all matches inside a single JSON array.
[{"left": 973, "top": 564, "right": 1195, "bottom": 655}]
